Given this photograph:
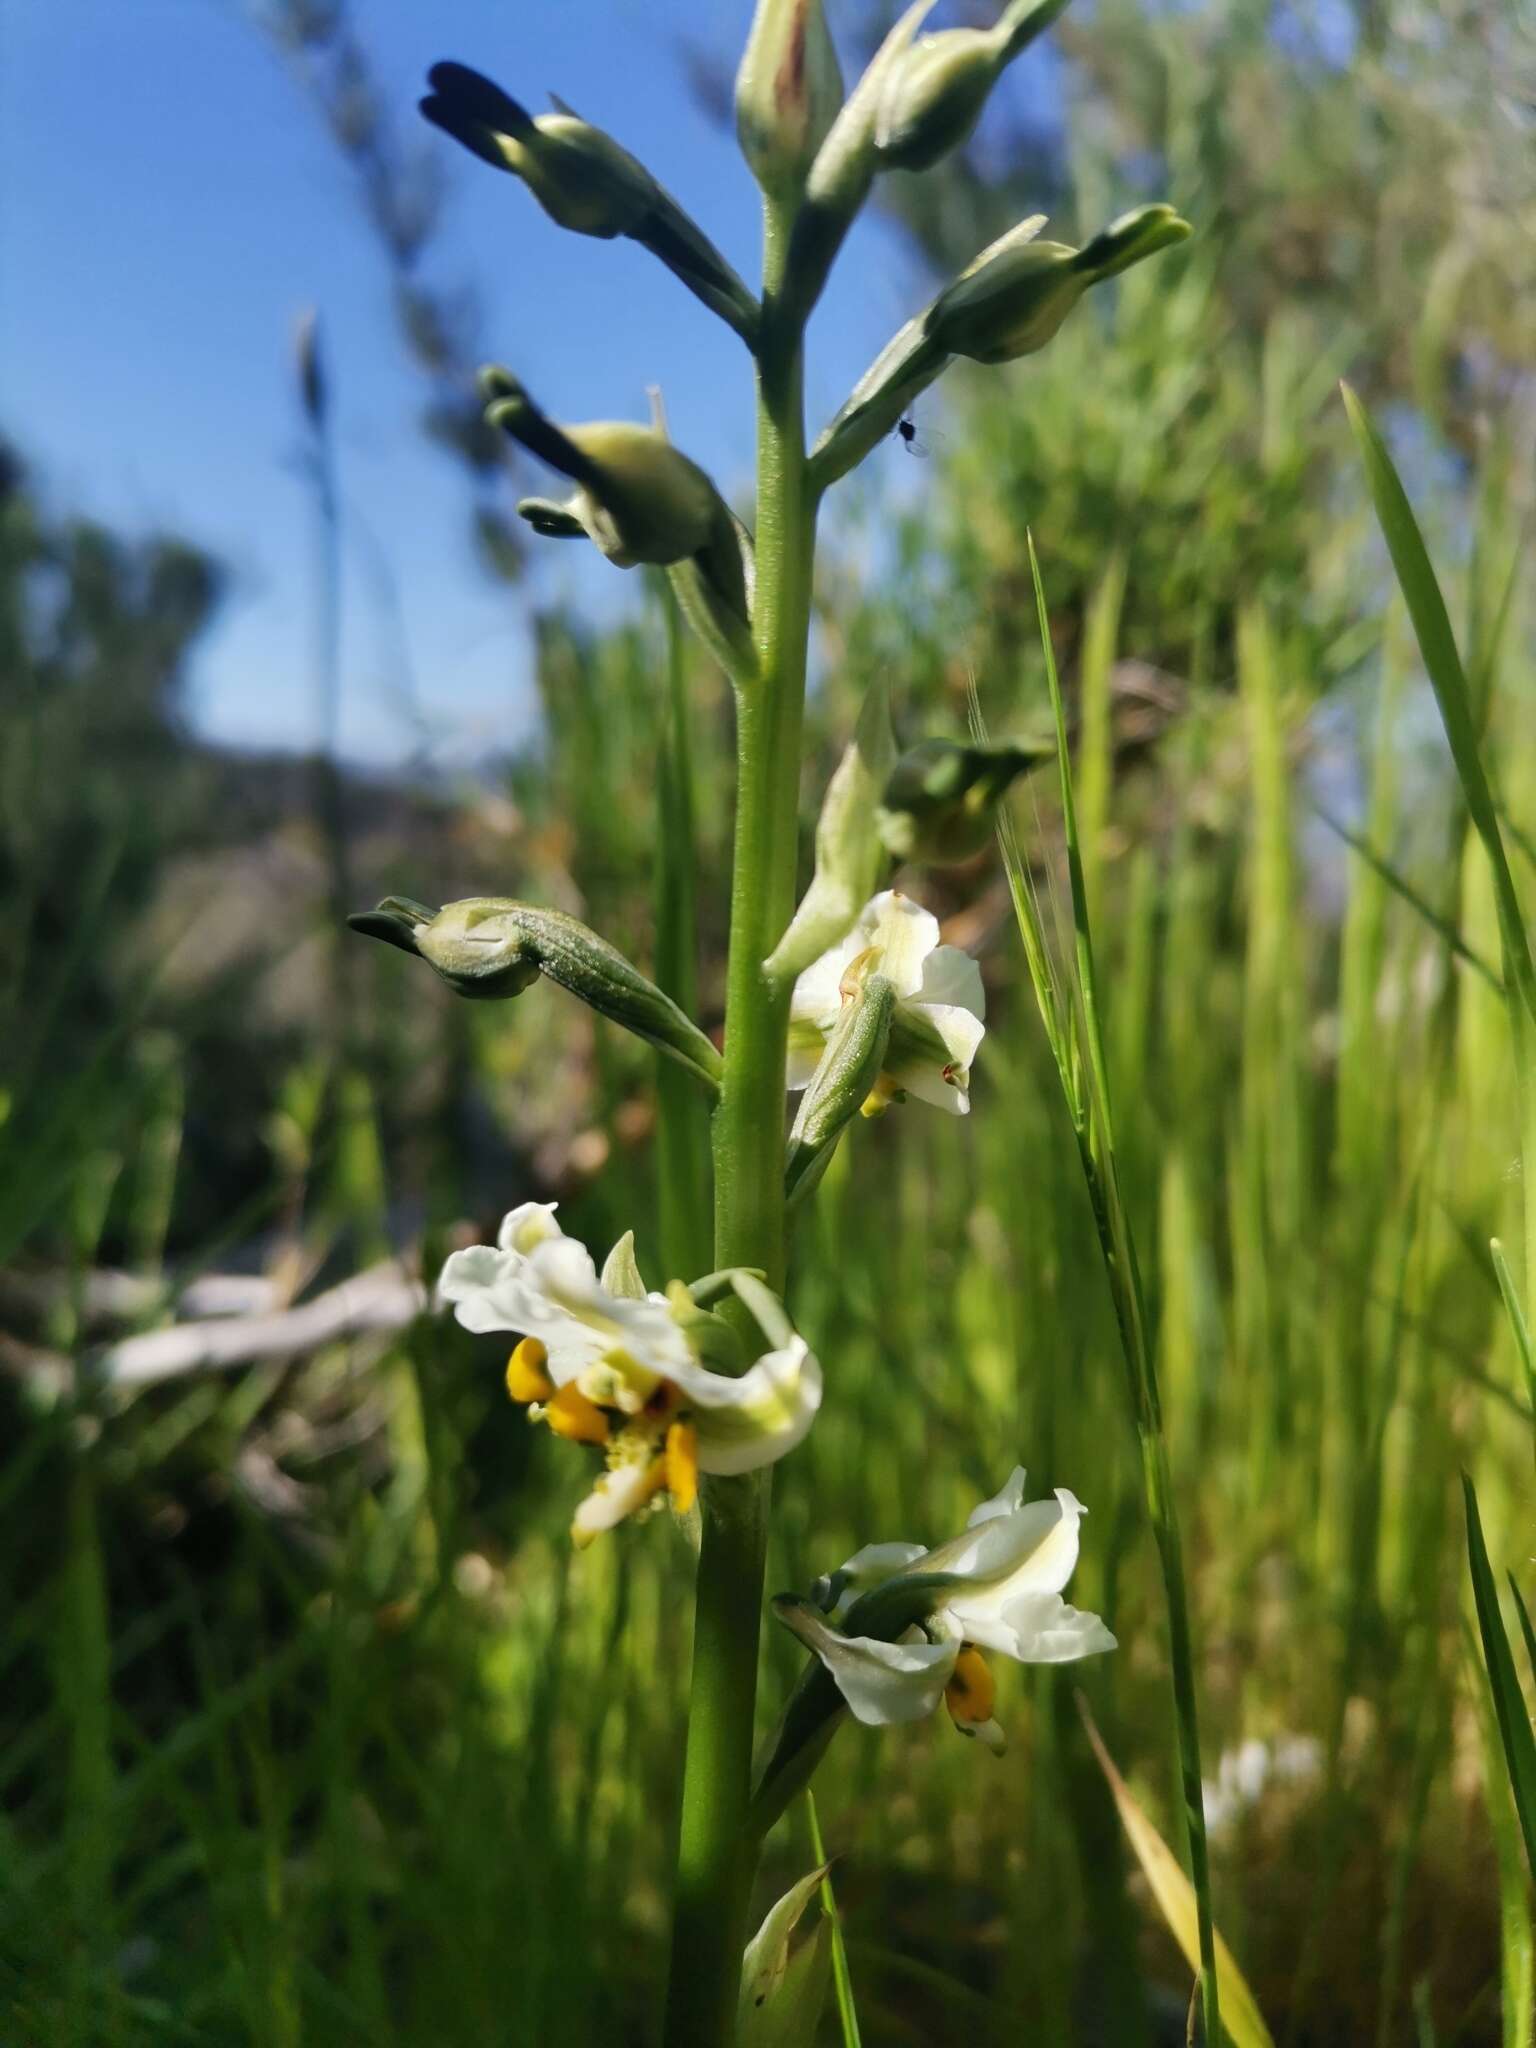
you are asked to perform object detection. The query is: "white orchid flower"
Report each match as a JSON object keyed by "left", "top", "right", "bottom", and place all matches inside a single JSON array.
[
  {"left": 787, "top": 889, "right": 985, "bottom": 1115},
  {"left": 778, "top": 1468, "right": 1115, "bottom": 1754},
  {"left": 439, "top": 1204, "right": 821, "bottom": 1546}
]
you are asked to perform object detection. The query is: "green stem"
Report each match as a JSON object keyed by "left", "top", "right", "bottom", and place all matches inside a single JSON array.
[{"left": 663, "top": 199, "right": 814, "bottom": 2048}]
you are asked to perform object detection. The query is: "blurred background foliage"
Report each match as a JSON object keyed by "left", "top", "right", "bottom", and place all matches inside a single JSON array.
[{"left": 3, "top": 1, "right": 1534, "bottom": 2042}]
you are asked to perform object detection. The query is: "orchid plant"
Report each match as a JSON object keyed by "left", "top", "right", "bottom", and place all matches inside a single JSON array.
[{"left": 352, "top": 6, "right": 1192, "bottom": 2041}]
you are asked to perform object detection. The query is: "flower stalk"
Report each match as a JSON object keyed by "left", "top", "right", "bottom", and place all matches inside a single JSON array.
[{"left": 662, "top": 195, "right": 817, "bottom": 2048}]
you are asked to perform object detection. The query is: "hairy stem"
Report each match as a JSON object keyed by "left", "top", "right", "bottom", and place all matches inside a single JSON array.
[{"left": 662, "top": 200, "right": 814, "bottom": 2048}]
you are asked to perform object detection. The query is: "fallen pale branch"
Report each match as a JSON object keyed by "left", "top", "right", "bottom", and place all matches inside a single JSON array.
[{"left": 90, "top": 1262, "right": 428, "bottom": 1391}]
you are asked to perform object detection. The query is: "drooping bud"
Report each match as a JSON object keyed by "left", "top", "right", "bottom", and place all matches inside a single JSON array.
[
  {"left": 874, "top": 0, "right": 1070, "bottom": 173},
  {"left": 348, "top": 896, "right": 722, "bottom": 1093},
  {"left": 483, "top": 371, "right": 753, "bottom": 665},
  {"left": 736, "top": 0, "right": 844, "bottom": 198},
  {"left": 766, "top": 682, "right": 897, "bottom": 981},
  {"left": 877, "top": 737, "right": 1054, "bottom": 864},
  {"left": 927, "top": 204, "right": 1192, "bottom": 365},
  {"left": 421, "top": 62, "right": 758, "bottom": 344},
  {"left": 784, "top": 969, "right": 896, "bottom": 1207}
]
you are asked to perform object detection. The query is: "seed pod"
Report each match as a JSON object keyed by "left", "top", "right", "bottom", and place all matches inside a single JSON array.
[
  {"left": 349, "top": 896, "right": 722, "bottom": 1092},
  {"left": 736, "top": 0, "right": 844, "bottom": 197}
]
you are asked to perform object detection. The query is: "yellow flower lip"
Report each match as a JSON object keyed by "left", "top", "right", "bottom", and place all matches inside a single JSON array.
[
  {"left": 666, "top": 1421, "right": 700, "bottom": 1515},
  {"left": 506, "top": 1337, "right": 554, "bottom": 1404},
  {"left": 944, "top": 1644, "right": 996, "bottom": 1726},
  {"left": 543, "top": 1384, "right": 613, "bottom": 1446}
]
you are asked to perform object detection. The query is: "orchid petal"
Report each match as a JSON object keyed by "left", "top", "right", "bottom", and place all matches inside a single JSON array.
[{"left": 778, "top": 1602, "right": 958, "bottom": 1726}]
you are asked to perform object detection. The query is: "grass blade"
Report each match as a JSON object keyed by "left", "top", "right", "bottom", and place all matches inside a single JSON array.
[
  {"left": 1340, "top": 383, "right": 1536, "bottom": 1027},
  {"left": 1315, "top": 806, "right": 1503, "bottom": 994},
  {"left": 1078, "top": 1699, "right": 1275, "bottom": 2048},
  {"left": 806, "top": 1791, "right": 862, "bottom": 2048},
  {"left": 1463, "top": 1474, "right": 1536, "bottom": 1879}
]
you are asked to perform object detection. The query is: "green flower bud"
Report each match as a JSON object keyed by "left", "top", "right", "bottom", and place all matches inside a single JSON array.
[
  {"left": 736, "top": 0, "right": 844, "bottom": 197},
  {"left": 877, "top": 737, "right": 1053, "bottom": 864},
  {"left": 349, "top": 896, "right": 722, "bottom": 1093},
  {"left": 874, "top": 0, "right": 1070, "bottom": 173},
  {"left": 784, "top": 970, "right": 897, "bottom": 1208},
  {"left": 483, "top": 373, "right": 752, "bottom": 660},
  {"left": 783, "top": 0, "right": 936, "bottom": 324},
  {"left": 767, "top": 682, "right": 897, "bottom": 982},
  {"left": 927, "top": 204, "right": 1192, "bottom": 365},
  {"left": 421, "top": 63, "right": 758, "bottom": 344}
]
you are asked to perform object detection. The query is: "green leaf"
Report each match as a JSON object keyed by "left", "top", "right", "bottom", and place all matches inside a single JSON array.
[
  {"left": 1490, "top": 1238, "right": 1536, "bottom": 1434},
  {"left": 1078, "top": 1699, "right": 1276, "bottom": 2048},
  {"left": 1341, "top": 384, "right": 1536, "bottom": 1030},
  {"left": 737, "top": 1864, "right": 834, "bottom": 2047},
  {"left": 1463, "top": 1473, "right": 1536, "bottom": 1880}
]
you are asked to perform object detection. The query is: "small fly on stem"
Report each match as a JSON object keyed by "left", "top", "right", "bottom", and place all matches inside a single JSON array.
[{"left": 895, "top": 413, "right": 928, "bottom": 458}]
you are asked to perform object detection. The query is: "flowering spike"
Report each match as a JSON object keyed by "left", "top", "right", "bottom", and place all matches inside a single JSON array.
[{"left": 736, "top": 0, "right": 844, "bottom": 197}]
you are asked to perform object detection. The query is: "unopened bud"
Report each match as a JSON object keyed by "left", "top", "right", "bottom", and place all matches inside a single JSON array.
[
  {"left": 348, "top": 896, "right": 722, "bottom": 1093},
  {"left": 928, "top": 204, "right": 1191, "bottom": 365},
  {"left": 736, "top": 0, "right": 844, "bottom": 196},
  {"left": 877, "top": 737, "right": 1053, "bottom": 864},
  {"left": 485, "top": 371, "right": 746, "bottom": 617},
  {"left": 874, "top": 0, "right": 1069, "bottom": 173},
  {"left": 421, "top": 62, "right": 758, "bottom": 344}
]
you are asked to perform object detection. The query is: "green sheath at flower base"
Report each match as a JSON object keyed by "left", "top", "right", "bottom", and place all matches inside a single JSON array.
[
  {"left": 878, "top": 736, "right": 1054, "bottom": 864},
  {"left": 928, "top": 203, "right": 1192, "bottom": 364},
  {"left": 874, "top": 0, "right": 1072, "bottom": 172},
  {"left": 736, "top": 0, "right": 844, "bottom": 199},
  {"left": 347, "top": 895, "right": 722, "bottom": 1093},
  {"left": 483, "top": 370, "right": 754, "bottom": 672},
  {"left": 785, "top": 971, "right": 896, "bottom": 1207},
  {"left": 420, "top": 62, "right": 759, "bottom": 344}
]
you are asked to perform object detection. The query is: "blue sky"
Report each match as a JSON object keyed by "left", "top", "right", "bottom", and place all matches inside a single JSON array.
[{"left": 2, "top": 2, "right": 1056, "bottom": 768}]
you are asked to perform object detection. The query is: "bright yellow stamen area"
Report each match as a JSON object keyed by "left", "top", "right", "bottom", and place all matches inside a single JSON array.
[
  {"left": 944, "top": 1645, "right": 996, "bottom": 1728},
  {"left": 665, "top": 1421, "right": 699, "bottom": 1515},
  {"left": 860, "top": 1073, "right": 902, "bottom": 1119},
  {"left": 506, "top": 1337, "right": 554, "bottom": 1404},
  {"left": 543, "top": 1383, "right": 612, "bottom": 1446}
]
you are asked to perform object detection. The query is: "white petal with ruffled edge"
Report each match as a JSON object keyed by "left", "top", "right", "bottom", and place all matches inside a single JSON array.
[
  {"left": 778, "top": 1603, "right": 958, "bottom": 1726},
  {"left": 680, "top": 1338, "right": 824, "bottom": 1477}
]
